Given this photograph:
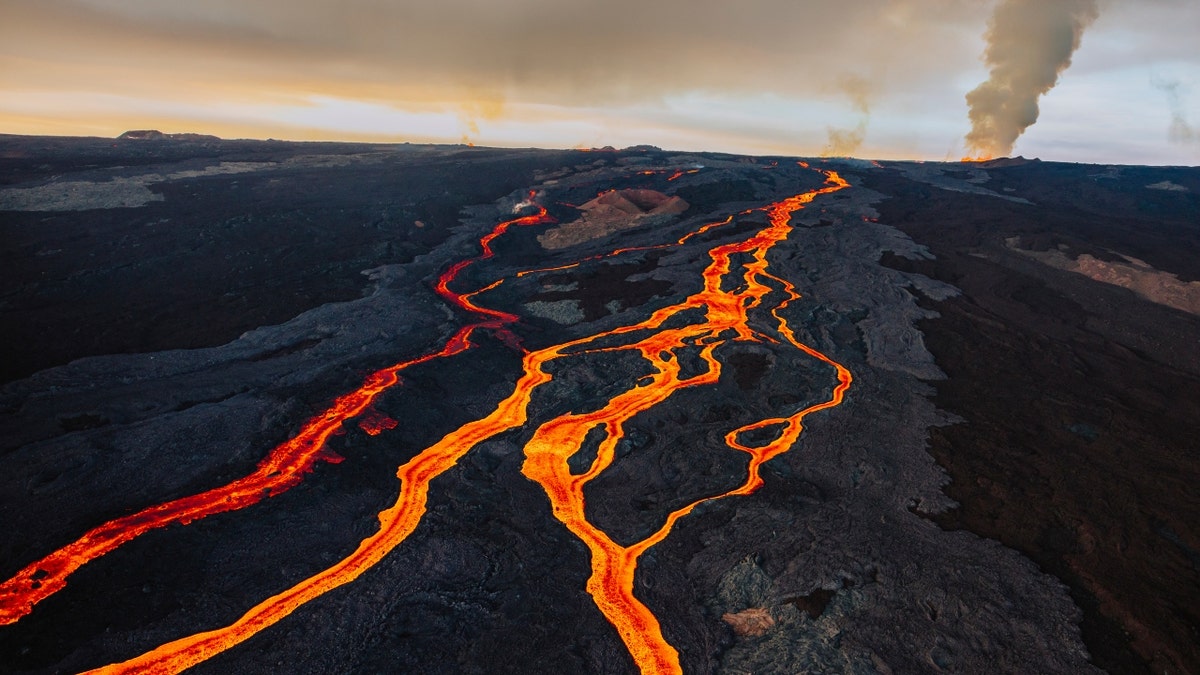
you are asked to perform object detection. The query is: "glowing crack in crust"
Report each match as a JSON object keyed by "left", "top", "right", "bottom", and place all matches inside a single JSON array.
[{"left": 4, "top": 169, "right": 851, "bottom": 674}]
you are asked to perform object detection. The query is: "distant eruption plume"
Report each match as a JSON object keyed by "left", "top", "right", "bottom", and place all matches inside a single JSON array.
[
  {"left": 1153, "top": 78, "right": 1198, "bottom": 145},
  {"left": 822, "top": 74, "right": 871, "bottom": 158},
  {"left": 964, "top": 0, "right": 1099, "bottom": 160},
  {"left": 822, "top": 121, "right": 867, "bottom": 157}
]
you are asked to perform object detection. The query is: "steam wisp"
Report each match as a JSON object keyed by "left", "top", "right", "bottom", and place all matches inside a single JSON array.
[
  {"left": 1153, "top": 78, "right": 1197, "bottom": 145},
  {"left": 823, "top": 74, "right": 871, "bottom": 157}
]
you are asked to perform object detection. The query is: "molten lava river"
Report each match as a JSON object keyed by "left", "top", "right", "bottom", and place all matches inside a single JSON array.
[{"left": 1, "top": 167, "right": 852, "bottom": 674}]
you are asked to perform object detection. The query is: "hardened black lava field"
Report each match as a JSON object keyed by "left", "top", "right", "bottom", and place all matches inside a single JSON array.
[{"left": 1, "top": 136, "right": 1197, "bottom": 674}]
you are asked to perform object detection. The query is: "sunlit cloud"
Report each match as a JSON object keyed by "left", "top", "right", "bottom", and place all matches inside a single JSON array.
[{"left": 1, "top": 0, "right": 1198, "bottom": 163}]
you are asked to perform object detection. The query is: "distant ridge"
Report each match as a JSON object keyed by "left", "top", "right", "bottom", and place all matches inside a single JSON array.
[
  {"left": 976, "top": 155, "right": 1040, "bottom": 168},
  {"left": 118, "top": 130, "right": 221, "bottom": 142}
]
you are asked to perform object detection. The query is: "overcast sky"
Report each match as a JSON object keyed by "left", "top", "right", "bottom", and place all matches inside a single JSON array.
[{"left": 1, "top": 0, "right": 1197, "bottom": 164}]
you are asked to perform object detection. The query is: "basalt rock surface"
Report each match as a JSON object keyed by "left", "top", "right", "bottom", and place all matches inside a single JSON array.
[{"left": 0, "top": 136, "right": 1196, "bottom": 674}]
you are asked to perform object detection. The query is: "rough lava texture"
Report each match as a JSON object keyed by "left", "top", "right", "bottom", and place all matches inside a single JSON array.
[
  {"left": 0, "top": 137, "right": 1196, "bottom": 674},
  {"left": 538, "top": 188, "right": 688, "bottom": 249}
]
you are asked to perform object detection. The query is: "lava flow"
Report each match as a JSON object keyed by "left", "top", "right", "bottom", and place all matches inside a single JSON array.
[
  {"left": 0, "top": 197, "right": 552, "bottom": 626},
  {"left": 78, "top": 168, "right": 851, "bottom": 675},
  {"left": 518, "top": 172, "right": 852, "bottom": 673}
]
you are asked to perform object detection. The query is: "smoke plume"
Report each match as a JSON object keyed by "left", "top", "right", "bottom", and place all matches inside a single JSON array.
[
  {"left": 822, "top": 121, "right": 868, "bottom": 157},
  {"left": 1152, "top": 78, "right": 1197, "bottom": 145},
  {"left": 822, "top": 75, "right": 871, "bottom": 157},
  {"left": 964, "top": 0, "right": 1099, "bottom": 159}
]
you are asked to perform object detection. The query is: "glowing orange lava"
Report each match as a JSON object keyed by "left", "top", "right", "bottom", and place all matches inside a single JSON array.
[
  {"left": 358, "top": 410, "right": 398, "bottom": 436},
  {"left": 0, "top": 198, "right": 552, "bottom": 626},
  {"left": 664, "top": 168, "right": 699, "bottom": 181},
  {"left": 23, "top": 170, "right": 853, "bottom": 675},
  {"left": 518, "top": 171, "right": 851, "bottom": 672}
]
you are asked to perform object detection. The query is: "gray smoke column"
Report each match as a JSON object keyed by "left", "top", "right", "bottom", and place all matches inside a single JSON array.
[
  {"left": 964, "top": 0, "right": 1099, "bottom": 159},
  {"left": 1153, "top": 78, "right": 1198, "bottom": 145}
]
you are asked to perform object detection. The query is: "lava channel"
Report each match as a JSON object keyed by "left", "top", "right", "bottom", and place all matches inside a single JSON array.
[
  {"left": 0, "top": 197, "right": 553, "bottom": 626},
  {"left": 82, "top": 168, "right": 852, "bottom": 674}
]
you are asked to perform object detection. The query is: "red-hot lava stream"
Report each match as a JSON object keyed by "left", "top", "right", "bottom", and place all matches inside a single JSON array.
[
  {"left": 0, "top": 196, "right": 552, "bottom": 626},
  {"left": 77, "top": 168, "right": 852, "bottom": 675}
]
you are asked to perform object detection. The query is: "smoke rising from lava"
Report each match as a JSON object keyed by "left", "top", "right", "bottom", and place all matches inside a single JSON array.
[
  {"left": 822, "top": 122, "right": 868, "bottom": 157},
  {"left": 964, "top": 0, "right": 1099, "bottom": 159},
  {"left": 1153, "top": 78, "right": 1197, "bottom": 145},
  {"left": 6, "top": 0, "right": 1198, "bottom": 162},
  {"left": 822, "top": 75, "right": 871, "bottom": 157}
]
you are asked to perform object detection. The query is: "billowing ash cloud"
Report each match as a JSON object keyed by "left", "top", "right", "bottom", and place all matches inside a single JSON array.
[{"left": 964, "top": 0, "right": 1099, "bottom": 159}]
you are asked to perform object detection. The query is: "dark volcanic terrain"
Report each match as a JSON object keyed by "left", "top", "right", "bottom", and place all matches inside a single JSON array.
[{"left": 0, "top": 136, "right": 1197, "bottom": 674}]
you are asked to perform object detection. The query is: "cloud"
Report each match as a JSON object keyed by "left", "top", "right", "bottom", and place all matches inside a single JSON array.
[
  {"left": 1, "top": 0, "right": 986, "bottom": 109},
  {"left": 3, "top": 0, "right": 1197, "bottom": 163}
]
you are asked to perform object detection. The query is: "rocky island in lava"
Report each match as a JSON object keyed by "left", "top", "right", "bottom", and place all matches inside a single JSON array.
[{"left": 0, "top": 136, "right": 1197, "bottom": 674}]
